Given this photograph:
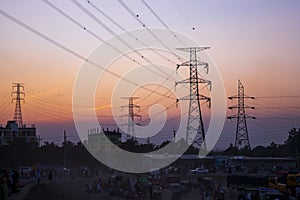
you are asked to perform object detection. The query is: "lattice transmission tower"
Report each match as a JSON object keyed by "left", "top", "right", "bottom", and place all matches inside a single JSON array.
[
  {"left": 175, "top": 47, "right": 211, "bottom": 150},
  {"left": 11, "top": 83, "right": 25, "bottom": 127},
  {"left": 120, "top": 97, "right": 141, "bottom": 140},
  {"left": 227, "top": 80, "right": 255, "bottom": 149}
]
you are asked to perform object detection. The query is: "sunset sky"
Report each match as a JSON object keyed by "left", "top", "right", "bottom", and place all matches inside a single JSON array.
[{"left": 0, "top": 0, "right": 300, "bottom": 149}]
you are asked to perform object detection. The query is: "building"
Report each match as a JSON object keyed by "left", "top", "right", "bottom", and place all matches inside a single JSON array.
[
  {"left": 86, "top": 128, "right": 121, "bottom": 153},
  {"left": 0, "top": 120, "right": 36, "bottom": 145}
]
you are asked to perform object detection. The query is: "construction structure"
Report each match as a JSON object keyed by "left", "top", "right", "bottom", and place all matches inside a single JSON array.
[
  {"left": 86, "top": 128, "right": 121, "bottom": 152},
  {"left": 175, "top": 47, "right": 211, "bottom": 150},
  {"left": 228, "top": 80, "right": 255, "bottom": 149},
  {"left": 120, "top": 97, "right": 141, "bottom": 140},
  {"left": 11, "top": 83, "right": 25, "bottom": 127}
]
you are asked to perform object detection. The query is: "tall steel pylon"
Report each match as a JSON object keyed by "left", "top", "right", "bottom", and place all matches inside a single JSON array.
[
  {"left": 175, "top": 47, "right": 211, "bottom": 150},
  {"left": 11, "top": 83, "right": 25, "bottom": 127},
  {"left": 228, "top": 80, "right": 255, "bottom": 149},
  {"left": 120, "top": 97, "right": 141, "bottom": 140}
]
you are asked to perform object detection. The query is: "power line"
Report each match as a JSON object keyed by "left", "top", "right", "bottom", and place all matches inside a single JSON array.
[
  {"left": 70, "top": 0, "right": 184, "bottom": 107},
  {"left": 72, "top": 0, "right": 188, "bottom": 108},
  {"left": 256, "top": 95, "right": 300, "bottom": 99},
  {"left": 0, "top": 8, "right": 175, "bottom": 101},
  {"left": 71, "top": 0, "right": 177, "bottom": 82},
  {"left": 252, "top": 99, "right": 300, "bottom": 116},
  {"left": 85, "top": 0, "right": 181, "bottom": 67},
  {"left": 138, "top": 97, "right": 209, "bottom": 125},
  {"left": 27, "top": 90, "right": 177, "bottom": 121},
  {"left": 26, "top": 90, "right": 102, "bottom": 109},
  {"left": 43, "top": 0, "right": 176, "bottom": 86},
  {"left": 255, "top": 98, "right": 300, "bottom": 109},
  {"left": 117, "top": 0, "right": 184, "bottom": 62},
  {"left": 26, "top": 89, "right": 180, "bottom": 124},
  {"left": 42, "top": 0, "right": 190, "bottom": 109},
  {"left": 255, "top": 106, "right": 300, "bottom": 109},
  {"left": 140, "top": 0, "right": 186, "bottom": 46},
  {"left": 138, "top": 97, "right": 196, "bottom": 125},
  {"left": 258, "top": 117, "right": 300, "bottom": 120},
  {"left": 28, "top": 87, "right": 181, "bottom": 125},
  {"left": 170, "top": 0, "right": 210, "bottom": 45},
  {"left": 0, "top": 93, "right": 13, "bottom": 121},
  {"left": 171, "top": 0, "right": 193, "bottom": 28},
  {"left": 23, "top": 106, "right": 74, "bottom": 123}
]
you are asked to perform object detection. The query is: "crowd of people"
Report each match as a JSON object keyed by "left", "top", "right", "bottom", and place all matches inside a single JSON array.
[
  {"left": 2, "top": 166, "right": 297, "bottom": 200},
  {"left": 0, "top": 167, "right": 55, "bottom": 200},
  {"left": 84, "top": 175, "right": 153, "bottom": 200},
  {"left": 80, "top": 170, "right": 228, "bottom": 200},
  {"left": 0, "top": 169, "right": 20, "bottom": 200}
]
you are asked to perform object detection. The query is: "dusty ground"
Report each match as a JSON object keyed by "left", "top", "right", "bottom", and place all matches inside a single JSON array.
[
  {"left": 8, "top": 174, "right": 232, "bottom": 200},
  {"left": 9, "top": 181, "right": 216, "bottom": 200},
  {"left": 9, "top": 178, "right": 122, "bottom": 200}
]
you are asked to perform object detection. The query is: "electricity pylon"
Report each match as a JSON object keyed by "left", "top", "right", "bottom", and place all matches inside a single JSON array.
[
  {"left": 228, "top": 80, "right": 255, "bottom": 149},
  {"left": 11, "top": 83, "right": 25, "bottom": 127},
  {"left": 175, "top": 47, "right": 211, "bottom": 150},
  {"left": 120, "top": 97, "right": 141, "bottom": 140}
]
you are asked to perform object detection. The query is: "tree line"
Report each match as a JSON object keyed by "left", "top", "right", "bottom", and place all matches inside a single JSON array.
[{"left": 1, "top": 128, "right": 299, "bottom": 168}]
